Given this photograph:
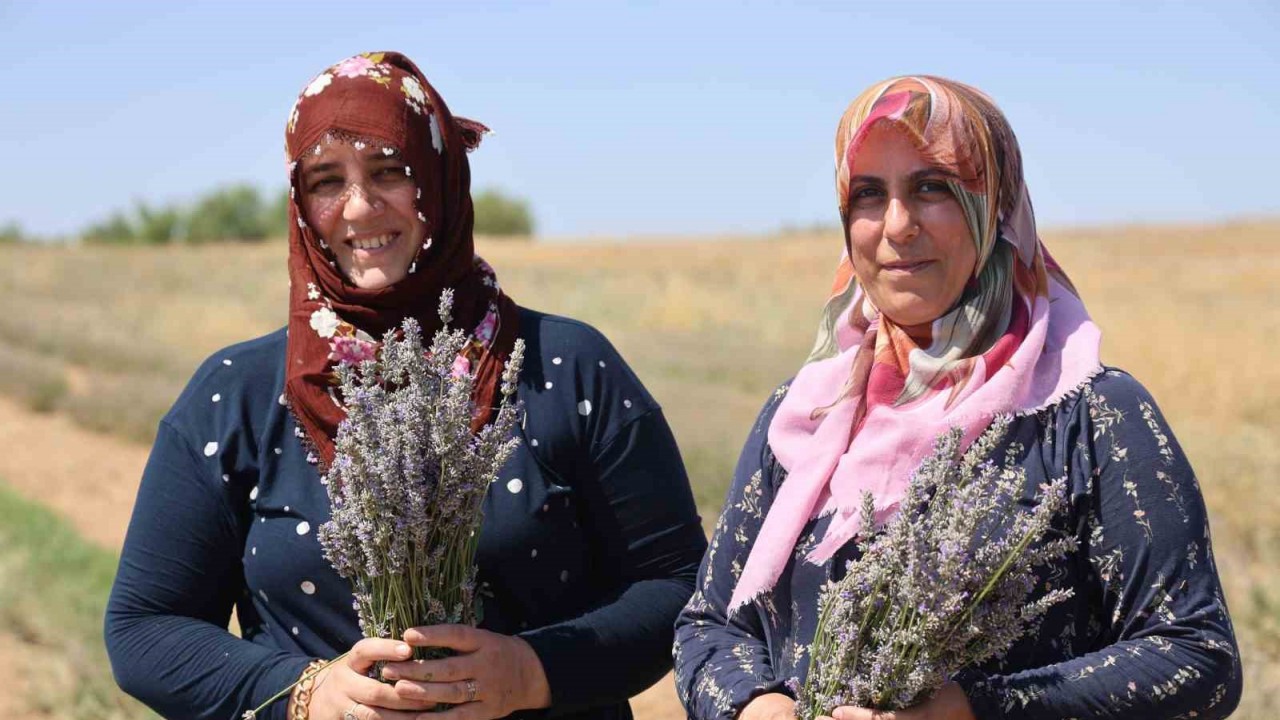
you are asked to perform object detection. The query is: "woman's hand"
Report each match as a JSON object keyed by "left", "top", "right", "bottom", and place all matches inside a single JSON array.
[
  {"left": 379, "top": 624, "right": 552, "bottom": 720},
  {"left": 302, "top": 638, "right": 438, "bottom": 719},
  {"left": 826, "top": 683, "right": 976, "bottom": 720},
  {"left": 740, "top": 693, "right": 797, "bottom": 720}
]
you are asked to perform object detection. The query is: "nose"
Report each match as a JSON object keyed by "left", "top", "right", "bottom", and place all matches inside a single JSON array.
[
  {"left": 341, "top": 183, "right": 384, "bottom": 223},
  {"left": 883, "top": 197, "right": 919, "bottom": 244}
]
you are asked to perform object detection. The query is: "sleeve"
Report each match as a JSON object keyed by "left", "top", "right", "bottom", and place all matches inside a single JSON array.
[
  {"left": 955, "top": 374, "right": 1243, "bottom": 719},
  {"left": 674, "top": 391, "right": 786, "bottom": 720},
  {"left": 104, "top": 420, "right": 312, "bottom": 720},
  {"left": 518, "top": 408, "right": 709, "bottom": 716}
]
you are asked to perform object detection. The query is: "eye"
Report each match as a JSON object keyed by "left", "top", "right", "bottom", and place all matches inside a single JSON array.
[
  {"left": 374, "top": 166, "right": 409, "bottom": 180},
  {"left": 307, "top": 176, "right": 342, "bottom": 193},
  {"left": 855, "top": 183, "right": 885, "bottom": 206},
  {"left": 917, "top": 179, "right": 952, "bottom": 195}
]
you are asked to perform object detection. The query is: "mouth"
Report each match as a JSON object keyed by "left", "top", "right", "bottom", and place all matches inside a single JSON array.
[
  {"left": 346, "top": 232, "right": 401, "bottom": 256},
  {"left": 882, "top": 259, "right": 936, "bottom": 274}
]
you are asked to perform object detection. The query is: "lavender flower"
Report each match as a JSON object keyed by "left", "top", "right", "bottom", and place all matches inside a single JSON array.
[
  {"left": 316, "top": 291, "right": 524, "bottom": 658},
  {"left": 797, "top": 418, "right": 1077, "bottom": 718}
]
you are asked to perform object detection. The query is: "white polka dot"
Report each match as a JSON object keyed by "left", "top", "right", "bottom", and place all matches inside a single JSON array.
[
  {"left": 542, "top": 504, "right": 549, "bottom": 512},
  {"left": 300, "top": 581, "right": 316, "bottom": 595},
  {"left": 531, "top": 548, "right": 538, "bottom": 558},
  {"left": 560, "top": 570, "right": 569, "bottom": 582},
  {"left": 578, "top": 400, "right": 592, "bottom": 416},
  {"left": 250, "top": 486, "right": 259, "bottom": 501},
  {"left": 222, "top": 474, "right": 230, "bottom": 483},
  {"left": 211, "top": 393, "right": 221, "bottom": 403},
  {"left": 251, "top": 547, "right": 257, "bottom": 555},
  {"left": 531, "top": 439, "right": 539, "bottom": 447},
  {"left": 552, "top": 357, "right": 563, "bottom": 365},
  {"left": 544, "top": 381, "right": 554, "bottom": 390},
  {"left": 203, "top": 441, "right": 218, "bottom": 456},
  {"left": 278, "top": 393, "right": 287, "bottom": 406},
  {"left": 292, "top": 627, "right": 299, "bottom": 636},
  {"left": 259, "top": 589, "right": 269, "bottom": 602},
  {"left": 599, "top": 360, "right": 606, "bottom": 368},
  {"left": 222, "top": 359, "right": 233, "bottom": 366},
  {"left": 260, "top": 517, "right": 265, "bottom": 523},
  {"left": 507, "top": 478, "right": 524, "bottom": 494},
  {"left": 623, "top": 399, "right": 633, "bottom": 408},
  {"left": 283, "top": 505, "right": 290, "bottom": 512},
  {"left": 274, "top": 447, "right": 282, "bottom": 455},
  {"left": 296, "top": 521, "right": 311, "bottom": 535}
]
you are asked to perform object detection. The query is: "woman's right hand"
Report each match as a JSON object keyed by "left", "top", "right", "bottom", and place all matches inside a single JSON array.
[
  {"left": 299, "top": 638, "right": 438, "bottom": 719},
  {"left": 740, "top": 693, "right": 797, "bottom": 720}
]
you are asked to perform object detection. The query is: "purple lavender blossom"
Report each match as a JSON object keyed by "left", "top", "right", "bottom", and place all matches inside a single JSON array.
[
  {"left": 316, "top": 292, "right": 524, "bottom": 660},
  {"left": 798, "top": 419, "right": 1076, "bottom": 718}
]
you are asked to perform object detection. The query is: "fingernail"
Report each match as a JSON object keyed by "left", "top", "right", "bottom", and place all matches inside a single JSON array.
[
  {"left": 397, "top": 643, "right": 411, "bottom": 656},
  {"left": 382, "top": 668, "right": 399, "bottom": 680}
]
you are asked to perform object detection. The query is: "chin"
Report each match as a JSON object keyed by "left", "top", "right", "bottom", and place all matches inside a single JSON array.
[{"left": 350, "top": 270, "right": 404, "bottom": 290}]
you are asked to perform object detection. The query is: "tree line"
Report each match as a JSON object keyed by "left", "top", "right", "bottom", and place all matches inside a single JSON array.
[{"left": 1, "top": 186, "right": 534, "bottom": 244}]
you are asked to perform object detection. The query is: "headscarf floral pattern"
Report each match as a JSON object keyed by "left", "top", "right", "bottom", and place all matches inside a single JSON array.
[
  {"left": 729, "top": 76, "right": 1103, "bottom": 611},
  {"left": 282, "top": 52, "right": 518, "bottom": 471}
]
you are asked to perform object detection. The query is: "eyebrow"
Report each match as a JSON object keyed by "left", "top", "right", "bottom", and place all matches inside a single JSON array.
[
  {"left": 302, "top": 153, "right": 403, "bottom": 178},
  {"left": 849, "top": 167, "right": 958, "bottom": 184}
]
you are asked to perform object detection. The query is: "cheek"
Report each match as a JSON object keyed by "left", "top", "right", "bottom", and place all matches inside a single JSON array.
[
  {"left": 926, "top": 207, "right": 976, "bottom": 275},
  {"left": 301, "top": 194, "right": 345, "bottom": 238},
  {"left": 846, "top": 218, "right": 883, "bottom": 265}
]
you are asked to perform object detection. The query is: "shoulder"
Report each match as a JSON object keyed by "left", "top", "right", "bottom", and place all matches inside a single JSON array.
[
  {"left": 1075, "top": 366, "right": 1174, "bottom": 441},
  {"left": 513, "top": 307, "right": 659, "bottom": 456},
  {"left": 164, "top": 328, "right": 287, "bottom": 431},
  {"left": 1084, "top": 367, "right": 1158, "bottom": 411},
  {"left": 517, "top": 307, "right": 626, "bottom": 362},
  {"left": 751, "top": 380, "right": 794, "bottom": 440}
]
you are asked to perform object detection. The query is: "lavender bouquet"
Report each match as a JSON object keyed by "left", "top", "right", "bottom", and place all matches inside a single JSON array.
[
  {"left": 796, "top": 419, "right": 1076, "bottom": 718},
  {"left": 316, "top": 290, "right": 525, "bottom": 658}
]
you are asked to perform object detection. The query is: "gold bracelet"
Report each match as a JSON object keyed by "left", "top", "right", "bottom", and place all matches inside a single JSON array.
[{"left": 290, "top": 660, "right": 326, "bottom": 720}]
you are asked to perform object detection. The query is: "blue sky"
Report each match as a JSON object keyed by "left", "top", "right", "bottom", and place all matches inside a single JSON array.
[{"left": 1, "top": 1, "right": 1277, "bottom": 239}]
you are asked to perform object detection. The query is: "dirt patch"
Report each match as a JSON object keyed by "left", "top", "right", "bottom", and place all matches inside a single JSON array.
[
  {"left": 0, "top": 396, "right": 148, "bottom": 552},
  {"left": 0, "top": 395, "right": 688, "bottom": 718}
]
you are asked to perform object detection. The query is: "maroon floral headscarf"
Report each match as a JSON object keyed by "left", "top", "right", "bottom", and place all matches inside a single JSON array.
[{"left": 283, "top": 51, "right": 519, "bottom": 470}]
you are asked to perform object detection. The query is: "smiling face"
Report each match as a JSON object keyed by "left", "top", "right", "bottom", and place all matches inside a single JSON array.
[
  {"left": 298, "top": 141, "right": 426, "bottom": 290},
  {"left": 845, "top": 123, "right": 976, "bottom": 328}
]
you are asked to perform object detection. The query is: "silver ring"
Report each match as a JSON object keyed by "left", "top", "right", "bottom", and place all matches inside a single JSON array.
[
  {"left": 465, "top": 679, "right": 478, "bottom": 703},
  {"left": 343, "top": 702, "right": 361, "bottom": 720}
]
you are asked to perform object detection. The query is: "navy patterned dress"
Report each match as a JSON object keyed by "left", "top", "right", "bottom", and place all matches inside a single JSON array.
[
  {"left": 674, "top": 369, "right": 1241, "bottom": 720},
  {"left": 106, "top": 308, "right": 707, "bottom": 720}
]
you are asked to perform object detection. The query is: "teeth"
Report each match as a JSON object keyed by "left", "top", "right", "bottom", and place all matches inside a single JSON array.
[{"left": 350, "top": 234, "right": 395, "bottom": 250}]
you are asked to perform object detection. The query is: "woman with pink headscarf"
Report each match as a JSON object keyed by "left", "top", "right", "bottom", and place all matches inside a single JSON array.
[{"left": 674, "top": 76, "right": 1240, "bottom": 720}]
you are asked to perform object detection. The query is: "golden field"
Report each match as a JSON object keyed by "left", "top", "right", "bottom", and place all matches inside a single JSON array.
[{"left": 0, "top": 219, "right": 1277, "bottom": 717}]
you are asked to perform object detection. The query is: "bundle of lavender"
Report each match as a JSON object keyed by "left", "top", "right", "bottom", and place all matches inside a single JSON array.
[
  {"left": 796, "top": 419, "right": 1076, "bottom": 718},
  {"left": 316, "top": 290, "right": 525, "bottom": 658}
]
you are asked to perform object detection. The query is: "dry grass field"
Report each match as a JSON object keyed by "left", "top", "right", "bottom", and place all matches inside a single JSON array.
[{"left": 0, "top": 219, "right": 1276, "bottom": 717}]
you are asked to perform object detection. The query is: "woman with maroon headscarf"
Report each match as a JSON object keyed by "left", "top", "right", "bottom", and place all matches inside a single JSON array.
[{"left": 106, "top": 52, "right": 706, "bottom": 720}]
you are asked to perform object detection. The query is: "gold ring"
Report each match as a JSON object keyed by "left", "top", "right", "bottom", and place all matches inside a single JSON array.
[{"left": 465, "top": 679, "right": 478, "bottom": 703}]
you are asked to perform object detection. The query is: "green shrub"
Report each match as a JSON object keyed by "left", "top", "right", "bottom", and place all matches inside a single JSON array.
[
  {"left": 473, "top": 188, "right": 535, "bottom": 237},
  {"left": 185, "top": 184, "right": 269, "bottom": 242},
  {"left": 134, "top": 202, "right": 184, "bottom": 245},
  {"left": 0, "top": 221, "right": 23, "bottom": 244},
  {"left": 83, "top": 212, "right": 137, "bottom": 244}
]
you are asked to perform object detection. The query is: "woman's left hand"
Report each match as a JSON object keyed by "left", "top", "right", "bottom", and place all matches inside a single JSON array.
[
  {"left": 380, "top": 624, "right": 552, "bottom": 720},
  {"left": 825, "top": 683, "right": 976, "bottom": 720}
]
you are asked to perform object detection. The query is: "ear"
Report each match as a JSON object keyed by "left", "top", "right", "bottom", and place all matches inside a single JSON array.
[{"left": 454, "top": 117, "right": 492, "bottom": 153}]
